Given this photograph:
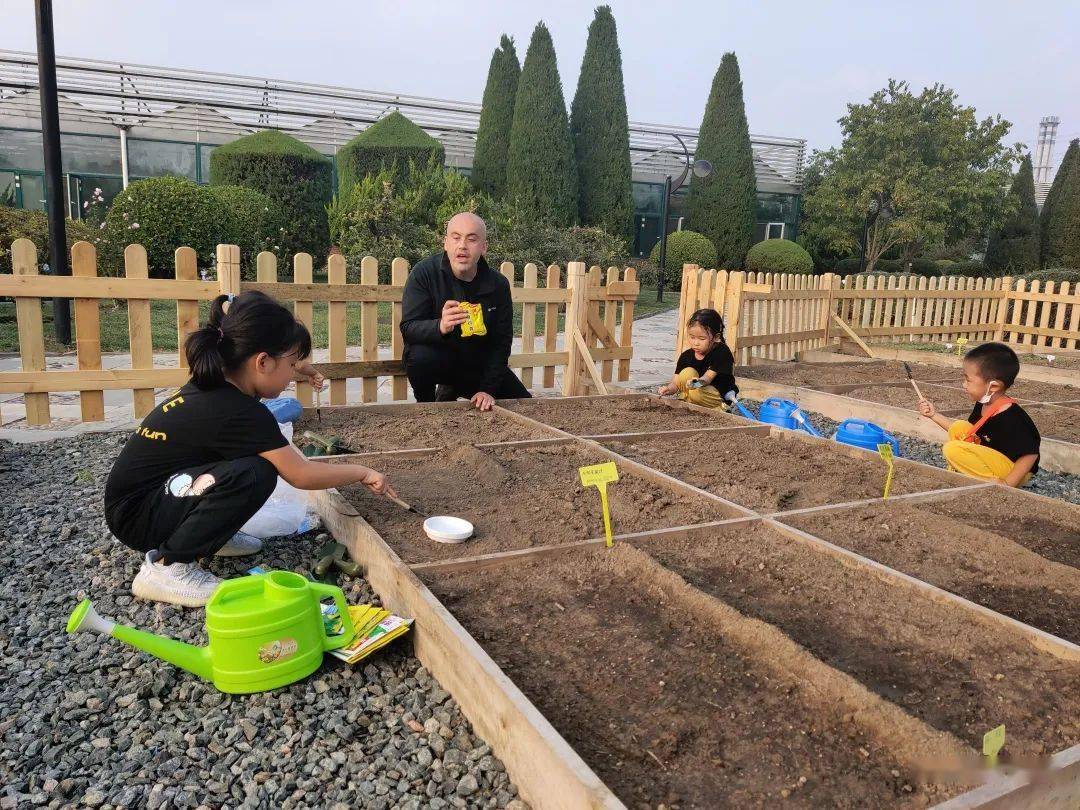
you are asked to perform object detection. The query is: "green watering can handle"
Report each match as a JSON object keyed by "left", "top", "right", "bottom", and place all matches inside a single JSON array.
[{"left": 309, "top": 582, "right": 356, "bottom": 651}]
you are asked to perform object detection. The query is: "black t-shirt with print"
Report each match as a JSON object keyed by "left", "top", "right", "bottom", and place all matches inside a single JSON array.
[
  {"left": 675, "top": 344, "right": 738, "bottom": 396},
  {"left": 966, "top": 401, "right": 1041, "bottom": 472},
  {"left": 105, "top": 381, "right": 288, "bottom": 519}
]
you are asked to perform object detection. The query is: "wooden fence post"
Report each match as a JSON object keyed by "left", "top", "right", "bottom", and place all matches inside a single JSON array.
[
  {"left": 12, "top": 238, "right": 49, "bottom": 425},
  {"left": 993, "top": 276, "right": 1012, "bottom": 342},
  {"left": 216, "top": 243, "right": 241, "bottom": 298},
  {"left": 175, "top": 247, "right": 200, "bottom": 368},
  {"left": 562, "top": 262, "right": 588, "bottom": 396},
  {"left": 293, "top": 252, "right": 314, "bottom": 407},
  {"left": 327, "top": 252, "right": 347, "bottom": 406},
  {"left": 818, "top": 272, "right": 837, "bottom": 347},
  {"left": 676, "top": 264, "right": 700, "bottom": 359},
  {"left": 126, "top": 244, "right": 154, "bottom": 419},
  {"left": 391, "top": 258, "right": 409, "bottom": 401},
  {"left": 360, "top": 256, "right": 379, "bottom": 403},
  {"left": 72, "top": 240, "right": 104, "bottom": 422},
  {"left": 543, "top": 265, "right": 561, "bottom": 389},
  {"left": 724, "top": 271, "right": 745, "bottom": 364},
  {"left": 522, "top": 263, "right": 539, "bottom": 390},
  {"left": 618, "top": 266, "right": 636, "bottom": 382}
]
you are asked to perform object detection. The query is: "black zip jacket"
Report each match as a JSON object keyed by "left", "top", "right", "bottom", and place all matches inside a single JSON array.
[{"left": 399, "top": 252, "right": 513, "bottom": 393}]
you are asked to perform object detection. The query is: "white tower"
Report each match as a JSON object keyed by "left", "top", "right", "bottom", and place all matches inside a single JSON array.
[{"left": 1034, "top": 116, "right": 1060, "bottom": 209}]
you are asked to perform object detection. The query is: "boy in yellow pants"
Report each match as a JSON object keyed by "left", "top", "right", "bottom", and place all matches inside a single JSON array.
[
  {"left": 918, "top": 342, "right": 1040, "bottom": 486},
  {"left": 659, "top": 309, "right": 736, "bottom": 409}
]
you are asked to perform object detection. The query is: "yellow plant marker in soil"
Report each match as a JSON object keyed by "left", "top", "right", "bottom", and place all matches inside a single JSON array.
[
  {"left": 983, "top": 724, "right": 1005, "bottom": 767},
  {"left": 956, "top": 337, "right": 969, "bottom": 357},
  {"left": 579, "top": 462, "right": 619, "bottom": 547},
  {"left": 877, "top": 443, "right": 895, "bottom": 500}
]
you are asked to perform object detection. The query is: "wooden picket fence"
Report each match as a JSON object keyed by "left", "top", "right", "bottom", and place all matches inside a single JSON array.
[
  {"left": 0, "top": 240, "right": 639, "bottom": 426},
  {"left": 677, "top": 266, "right": 1080, "bottom": 364}
]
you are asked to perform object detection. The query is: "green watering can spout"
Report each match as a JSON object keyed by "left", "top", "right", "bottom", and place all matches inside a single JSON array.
[{"left": 67, "top": 599, "right": 213, "bottom": 682}]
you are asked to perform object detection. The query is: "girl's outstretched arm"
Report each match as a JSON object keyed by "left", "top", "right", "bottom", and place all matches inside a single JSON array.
[{"left": 261, "top": 444, "right": 396, "bottom": 496}]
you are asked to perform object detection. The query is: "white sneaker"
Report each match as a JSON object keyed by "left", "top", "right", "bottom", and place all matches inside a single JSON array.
[
  {"left": 214, "top": 532, "right": 263, "bottom": 557},
  {"left": 132, "top": 550, "right": 222, "bottom": 607}
]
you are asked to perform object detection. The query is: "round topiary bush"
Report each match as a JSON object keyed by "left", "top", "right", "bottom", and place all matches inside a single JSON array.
[
  {"left": 204, "top": 185, "right": 283, "bottom": 279},
  {"left": 648, "top": 230, "right": 717, "bottom": 287},
  {"left": 744, "top": 238, "right": 814, "bottom": 274},
  {"left": 209, "top": 130, "right": 332, "bottom": 261},
  {"left": 336, "top": 112, "right": 445, "bottom": 194},
  {"left": 98, "top": 176, "right": 223, "bottom": 277}
]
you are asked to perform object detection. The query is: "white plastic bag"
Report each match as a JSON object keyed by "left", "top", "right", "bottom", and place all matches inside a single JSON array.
[{"left": 240, "top": 422, "right": 318, "bottom": 539}]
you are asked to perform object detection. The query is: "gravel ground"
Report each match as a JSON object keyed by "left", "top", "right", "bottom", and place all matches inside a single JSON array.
[{"left": 0, "top": 432, "right": 524, "bottom": 810}]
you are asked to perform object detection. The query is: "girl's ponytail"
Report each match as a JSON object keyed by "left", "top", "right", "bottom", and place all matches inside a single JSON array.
[
  {"left": 185, "top": 295, "right": 230, "bottom": 389},
  {"left": 183, "top": 292, "right": 310, "bottom": 390}
]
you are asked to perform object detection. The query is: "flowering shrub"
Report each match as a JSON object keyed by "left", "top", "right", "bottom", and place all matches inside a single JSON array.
[{"left": 99, "top": 177, "right": 223, "bottom": 278}]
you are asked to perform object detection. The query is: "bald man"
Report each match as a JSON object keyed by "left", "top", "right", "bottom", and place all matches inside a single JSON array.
[{"left": 399, "top": 213, "right": 530, "bottom": 410}]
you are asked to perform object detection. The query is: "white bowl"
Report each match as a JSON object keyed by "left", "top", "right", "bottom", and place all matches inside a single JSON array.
[{"left": 422, "top": 516, "right": 474, "bottom": 544}]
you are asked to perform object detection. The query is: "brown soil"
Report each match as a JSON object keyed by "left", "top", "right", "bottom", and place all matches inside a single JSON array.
[
  {"left": 603, "top": 430, "right": 959, "bottom": 512},
  {"left": 738, "top": 361, "right": 955, "bottom": 387},
  {"left": 839, "top": 384, "right": 973, "bottom": 411},
  {"left": 640, "top": 523, "right": 1080, "bottom": 758},
  {"left": 294, "top": 404, "right": 552, "bottom": 452},
  {"left": 784, "top": 502, "right": 1080, "bottom": 644},
  {"left": 913, "top": 487, "right": 1080, "bottom": 570},
  {"left": 1022, "top": 355, "right": 1080, "bottom": 370},
  {"left": 340, "top": 443, "right": 736, "bottom": 564},
  {"left": 500, "top": 394, "right": 744, "bottom": 435},
  {"left": 998, "top": 379, "right": 1080, "bottom": 402},
  {"left": 1025, "top": 404, "right": 1080, "bottom": 443},
  {"left": 426, "top": 545, "right": 955, "bottom": 808}
]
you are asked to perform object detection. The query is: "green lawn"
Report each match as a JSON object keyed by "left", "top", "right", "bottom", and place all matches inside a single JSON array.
[{"left": 0, "top": 286, "right": 678, "bottom": 354}]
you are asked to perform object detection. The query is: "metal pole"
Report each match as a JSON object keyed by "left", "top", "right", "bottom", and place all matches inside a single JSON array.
[
  {"left": 656, "top": 175, "right": 672, "bottom": 303},
  {"left": 119, "top": 126, "right": 130, "bottom": 188},
  {"left": 35, "top": 0, "right": 71, "bottom": 345}
]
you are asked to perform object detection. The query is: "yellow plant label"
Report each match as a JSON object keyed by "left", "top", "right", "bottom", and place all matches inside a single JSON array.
[
  {"left": 579, "top": 462, "right": 619, "bottom": 487},
  {"left": 956, "top": 337, "right": 969, "bottom": 356},
  {"left": 877, "top": 443, "right": 895, "bottom": 500},
  {"left": 983, "top": 724, "right": 1005, "bottom": 767},
  {"left": 579, "top": 463, "right": 619, "bottom": 547}
]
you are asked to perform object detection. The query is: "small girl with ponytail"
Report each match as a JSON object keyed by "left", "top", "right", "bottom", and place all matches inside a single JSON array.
[
  {"left": 659, "top": 308, "right": 738, "bottom": 409},
  {"left": 105, "top": 291, "right": 396, "bottom": 607}
]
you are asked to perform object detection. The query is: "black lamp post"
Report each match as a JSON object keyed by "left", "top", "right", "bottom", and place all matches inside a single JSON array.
[
  {"left": 35, "top": 0, "right": 71, "bottom": 345},
  {"left": 656, "top": 134, "right": 712, "bottom": 302}
]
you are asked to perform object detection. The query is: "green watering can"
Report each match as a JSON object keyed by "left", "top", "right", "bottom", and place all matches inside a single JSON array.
[{"left": 66, "top": 571, "right": 356, "bottom": 694}]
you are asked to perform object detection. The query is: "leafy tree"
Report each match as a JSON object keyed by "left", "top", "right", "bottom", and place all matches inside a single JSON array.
[
  {"left": 1040, "top": 139, "right": 1080, "bottom": 268},
  {"left": 985, "top": 155, "right": 1039, "bottom": 274},
  {"left": 505, "top": 22, "right": 578, "bottom": 226},
  {"left": 570, "top": 6, "right": 632, "bottom": 241},
  {"left": 472, "top": 36, "right": 520, "bottom": 199},
  {"left": 687, "top": 52, "right": 756, "bottom": 269},
  {"left": 800, "top": 81, "right": 1021, "bottom": 273},
  {"left": 337, "top": 111, "right": 445, "bottom": 194}
]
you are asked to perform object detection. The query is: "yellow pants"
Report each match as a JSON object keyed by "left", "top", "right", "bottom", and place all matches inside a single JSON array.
[
  {"left": 942, "top": 420, "right": 1025, "bottom": 483},
  {"left": 674, "top": 367, "right": 726, "bottom": 410}
]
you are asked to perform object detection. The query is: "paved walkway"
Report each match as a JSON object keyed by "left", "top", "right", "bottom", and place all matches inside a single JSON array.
[{"left": 0, "top": 309, "right": 680, "bottom": 442}]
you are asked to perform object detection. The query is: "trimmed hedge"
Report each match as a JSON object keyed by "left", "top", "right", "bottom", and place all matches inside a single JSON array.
[
  {"left": 204, "top": 185, "right": 283, "bottom": 279},
  {"left": 98, "top": 177, "right": 223, "bottom": 278},
  {"left": 337, "top": 112, "right": 445, "bottom": 194},
  {"left": 648, "top": 230, "right": 717, "bottom": 286},
  {"left": 745, "top": 239, "right": 813, "bottom": 274},
  {"left": 209, "top": 129, "right": 332, "bottom": 261},
  {"left": 0, "top": 207, "right": 97, "bottom": 273},
  {"left": 1022, "top": 267, "right": 1080, "bottom": 284}
]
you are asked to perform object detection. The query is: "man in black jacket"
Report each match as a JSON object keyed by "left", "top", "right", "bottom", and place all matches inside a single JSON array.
[{"left": 400, "top": 212, "right": 530, "bottom": 410}]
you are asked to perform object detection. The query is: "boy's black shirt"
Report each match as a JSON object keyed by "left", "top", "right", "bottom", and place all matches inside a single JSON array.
[
  {"left": 966, "top": 400, "right": 1041, "bottom": 472},
  {"left": 399, "top": 252, "right": 514, "bottom": 393},
  {"left": 105, "top": 381, "right": 287, "bottom": 519},
  {"left": 675, "top": 344, "right": 738, "bottom": 396}
]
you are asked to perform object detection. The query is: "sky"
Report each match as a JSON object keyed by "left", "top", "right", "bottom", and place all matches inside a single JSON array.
[{"left": 2, "top": 0, "right": 1078, "bottom": 170}]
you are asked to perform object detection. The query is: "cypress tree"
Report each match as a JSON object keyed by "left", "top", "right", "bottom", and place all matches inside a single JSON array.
[
  {"left": 570, "top": 6, "right": 632, "bottom": 241},
  {"left": 472, "top": 36, "right": 520, "bottom": 199},
  {"left": 1040, "top": 139, "right": 1080, "bottom": 268},
  {"left": 687, "top": 52, "right": 756, "bottom": 269},
  {"left": 985, "top": 155, "right": 1039, "bottom": 274},
  {"left": 505, "top": 22, "right": 578, "bottom": 226}
]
